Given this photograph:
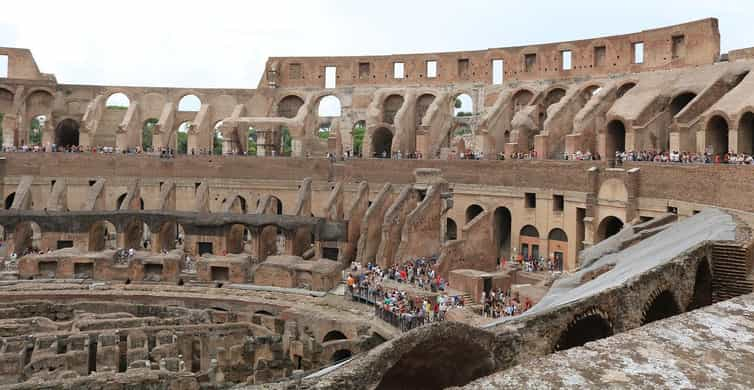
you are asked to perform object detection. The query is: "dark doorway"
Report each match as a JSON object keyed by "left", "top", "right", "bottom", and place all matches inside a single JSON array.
[
  {"left": 493, "top": 207, "right": 512, "bottom": 258},
  {"left": 555, "top": 313, "right": 613, "bottom": 351},
  {"left": 606, "top": 120, "right": 626, "bottom": 157},
  {"left": 331, "top": 349, "right": 352, "bottom": 363},
  {"left": 446, "top": 218, "right": 458, "bottom": 241},
  {"left": 54, "top": 119, "right": 80, "bottom": 147},
  {"left": 198, "top": 242, "right": 213, "bottom": 256},
  {"left": 372, "top": 127, "right": 393, "bottom": 158},
  {"left": 465, "top": 204, "right": 484, "bottom": 223},
  {"left": 641, "top": 290, "right": 681, "bottom": 325},
  {"left": 688, "top": 260, "right": 713, "bottom": 310},
  {"left": 57, "top": 240, "right": 74, "bottom": 249},
  {"left": 597, "top": 216, "right": 623, "bottom": 242}
]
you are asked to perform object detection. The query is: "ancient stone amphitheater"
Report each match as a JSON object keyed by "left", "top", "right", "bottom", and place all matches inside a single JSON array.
[{"left": 1, "top": 17, "right": 754, "bottom": 389}]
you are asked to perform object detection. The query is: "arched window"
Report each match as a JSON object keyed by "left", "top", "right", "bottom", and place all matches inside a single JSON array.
[
  {"left": 318, "top": 95, "right": 342, "bottom": 117},
  {"left": 465, "top": 204, "right": 483, "bottom": 223},
  {"left": 446, "top": 218, "right": 458, "bottom": 241},
  {"left": 520, "top": 225, "right": 540, "bottom": 237},
  {"left": 177, "top": 121, "right": 191, "bottom": 154},
  {"left": 453, "top": 93, "right": 473, "bottom": 117},
  {"left": 105, "top": 93, "right": 130, "bottom": 109},
  {"left": 323, "top": 330, "right": 348, "bottom": 343},
  {"left": 178, "top": 94, "right": 201, "bottom": 112},
  {"left": 707, "top": 115, "right": 729, "bottom": 156}
]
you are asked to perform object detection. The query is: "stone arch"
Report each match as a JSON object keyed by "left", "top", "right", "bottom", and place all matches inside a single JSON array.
[
  {"left": 175, "top": 121, "right": 191, "bottom": 153},
  {"left": 547, "top": 228, "right": 568, "bottom": 269},
  {"left": 4, "top": 192, "right": 15, "bottom": 209},
  {"left": 554, "top": 308, "right": 613, "bottom": 351},
  {"left": 123, "top": 219, "right": 150, "bottom": 250},
  {"left": 157, "top": 222, "right": 185, "bottom": 252},
  {"left": 465, "top": 204, "right": 484, "bottom": 223},
  {"left": 446, "top": 218, "right": 458, "bottom": 241},
  {"left": 512, "top": 89, "right": 534, "bottom": 113},
  {"left": 738, "top": 111, "right": 754, "bottom": 155},
  {"left": 372, "top": 127, "right": 393, "bottom": 158},
  {"left": 318, "top": 95, "right": 342, "bottom": 117},
  {"left": 142, "top": 118, "right": 158, "bottom": 151},
  {"left": 227, "top": 224, "right": 251, "bottom": 254},
  {"left": 225, "top": 195, "right": 248, "bottom": 214},
  {"left": 520, "top": 225, "right": 539, "bottom": 238},
  {"left": 688, "top": 259, "right": 712, "bottom": 311},
  {"left": 331, "top": 349, "right": 352, "bottom": 363},
  {"left": 105, "top": 92, "right": 130, "bottom": 109},
  {"left": 453, "top": 93, "right": 473, "bottom": 117},
  {"left": 323, "top": 330, "right": 348, "bottom": 343},
  {"left": 383, "top": 95, "right": 404, "bottom": 124},
  {"left": 606, "top": 119, "right": 626, "bottom": 156},
  {"left": 269, "top": 196, "right": 283, "bottom": 215},
  {"left": 28, "top": 114, "right": 46, "bottom": 145},
  {"left": 255, "top": 310, "right": 274, "bottom": 317},
  {"left": 277, "top": 95, "right": 304, "bottom": 118},
  {"left": 616, "top": 82, "right": 637, "bottom": 98},
  {"left": 415, "top": 93, "right": 436, "bottom": 127},
  {"left": 596, "top": 216, "right": 623, "bottom": 242},
  {"left": 493, "top": 207, "right": 512, "bottom": 258},
  {"left": 581, "top": 84, "right": 602, "bottom": 100},
  {"left": 14, "top": 221, "right": 41, "bottom": 254},
  {"left": 548, "top": 228, "right": 568, "bottom": 241},
  {"left": 669, "top": 92, "right": 697, "bottom": 116},
  {"left": 641, "top": 289, "right": 681, "bottom": 325},
  {"left": 706, "top": 115, "right": 730, "bottom": 156},
  {"left": 54, "top": 119, "right": 80, "bottom": 147},
  {"left": 177, "top": 94, "right": 201, "bottom": 112},
  {"left": 88, "top": 220, "right": 117, "bottom": 252},
  {"left": 519, "top": 224, "right": 540, "bottom": 259}
]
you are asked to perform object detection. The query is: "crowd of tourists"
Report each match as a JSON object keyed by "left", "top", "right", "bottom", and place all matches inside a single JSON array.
[
  {"left": 612, "top": 150, "right": 754, "bottom": 164},
  {"left": 481, "top": 288, "right": 533, "bottom": 318},
  {"left": 346, "top": 258, "right": 464, "bottom": 331},
  {"left": 503, "top": 254, "right": 564, "bottom": 273}
]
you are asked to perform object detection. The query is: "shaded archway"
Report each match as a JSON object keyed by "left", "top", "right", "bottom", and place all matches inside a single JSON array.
[
  {"left": 323, "top": 330, "right": 348, "bottom": 343},
  {"left": 269, "top": 196, "right": 283, "bottom": 215},
  {"left": 541, "top": 88, "right": 566, "bottom": 122},
  {"left": 446, "top": 218, "right": 458, "bottom": 241},
  {"left": 383, "top": 95, "right": 404, "bottom": 124},
  {"left": 548, "top": 228, "right": 568, "bottom": 270},
  {"left": 142, "top": 118, "right": 158, "bottom": 151},
  {"left": 331, "top": 349, "right": 352, "bottom": 364},
  {"left": 372, "top": 127, "right": 393, "bottom": 158},
  {"left": 616, "top": 82, "right": 636, "bottom": 98},
  {"left": 606, "top": 120, "right": 626, "bottom": 157},
  {"left": 597, "top": 216, "right": 623, "bottom": 242},
  {"left": 277, "top": 95, "right": 304, "bottom": 118},
  {"left": 670, "top": 92, "right": 696, "bottom": 116},
  {"left": 688, "top": 259, "right": 712, "bottom": 310},
  {"left": 465, "top": 204, "right": 483, "bottom": 223},
  {"left": 641, "top": 290, "right": 681, "bottom": 325},
  {"left": 54, "top": 119, "right": 80, "bottom": 147},
  {"left": 225, "top": 195, "right": 248, "bottom": 214},
  {"left": 493, "top": 207, "right": 512, "bottom": 258},
  {"left": 512, "top": 89, "right": 534, "bottom": 113},
  {"left": 124, "top": 220, "right": 150, "bottom": 250},
  {"left": 554, "top": 310, "right": 613, "bottom": 351},
  {"left": 227, "top": 224, "right": 251, "bottom": 254},
  {"left": 88, "top": 220, "right": 117, "bottom": 252},
  {"left": 415, "top": 93, "right": 436, "bottom": 126},
  {"left": 738, "top": 112, "right": 754, "bottom": 155},
  {"left": 4, "top": 193, "right": 15, "bottom": 209},
  {"left": 14, "top": 221, "right": 41, "bottom": 254},
  {"left": 707, "top": 115, "right": 729, "bottom": 156},
  {"left": 178, "top": 94, "right": 201, "bottom": 112},
  {"left": 157, "top": 222, "right": 185, "bottom": 252},
  {"left": 519, "top": 225, "right": 540, "bottom": 259}
]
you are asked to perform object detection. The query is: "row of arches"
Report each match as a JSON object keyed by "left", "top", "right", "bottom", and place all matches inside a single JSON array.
[{"left": 105, "top": 93, "right": 202, "bottom": 112}]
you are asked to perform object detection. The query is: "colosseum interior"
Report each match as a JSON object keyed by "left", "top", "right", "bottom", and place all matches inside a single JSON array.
[{"left": 1, "top": 16, "right": 754, "bottom": 389}]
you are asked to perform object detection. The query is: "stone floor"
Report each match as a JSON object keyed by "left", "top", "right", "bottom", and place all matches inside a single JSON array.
[{"left": 459, "top": 293, "right": 754, "bottom": 389}]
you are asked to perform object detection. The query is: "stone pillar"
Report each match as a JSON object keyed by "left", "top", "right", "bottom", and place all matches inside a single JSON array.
[
  {"left": 565, "top": 134, "right": 582, "bottom": 155},
  {"left": 534, "top": 134, "right": 549, "bottom": 159}
]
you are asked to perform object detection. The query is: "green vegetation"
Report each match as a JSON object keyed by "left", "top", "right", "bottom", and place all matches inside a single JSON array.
[
  {"left": 106, "top": 105, "right": 128, "bottom": 110},
  {"left": 143, "top": 119, "right": 157, "bottom": 150},
  {"left": 352, "top": 122, "right": 365, "bottom": 156},
  {"left": 213, "top": 131, "right": 223, "bottom": 155},
  {"left": 248, "top": 127, "right": 258, "bottom": 156},
  {"left": 318, "top": 123, "right": 331, "bottom": 141},
  {"left": 456, "top": 112, "right": 472, "bottom": 117},
  {"left": 454, "top": 126, "right": 472, "bottom": 136},
  {"left": 29, "top": 116, "right": 42, "bottom": 145},
  {"left": 454, "top": 98, "right": 462, "bottom": 109},
  {"left": 280, "top": 127, "right": 291, "bottom": 156},
  {"left": 177, "top": 131, "right": 188, "bottom": 154}
]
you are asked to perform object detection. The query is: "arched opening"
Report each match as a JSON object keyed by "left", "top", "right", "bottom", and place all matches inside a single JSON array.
[
  {"left": 322, "top": 330, "right": 348, "bottom": 343},
  {"left": 352, "top": 120, "right": 366, "bottom": 157},
  {"left": 227, "top": 224, "right": 251, "bottom": 254},
  {"left": 372, "top": 127, "right": 393, "bottom": 158},
  {"left": 158, "top": 222, "right": 185, "bottom": 252},
  {"left": 616, "top": 82, "right": 636, "bottom": 98},
  {"left": 445, "top": 218, "right": 458, "bottom": 241},
  {"left": 416, "top": 94, "right": 436, "bottom": 126},
  {"left": 225, "top": 195, "right": 247, "bottom": 214},
  {"left": 738, "top": 112, "right": 754, "bottom": 155},
  {"left": 453, "top": 93, "right": 473, "bottom": 117},
  {"left": 707, "top": 115, "right": 729, "bottom": 156},
  {"left": 331, "top": 349, "right": 352, "bottom": 364},
  {"left": 596, "top": 216, "right": 623, "bottom": 242},
  {"left": 542, "top": 88, "right": 566, "bottom": 122},
  {"left": 688, "top": 259, "right": 713, "bottom": 310},
  {"left": 4, "top": 192, "right": 15, "bottom": 209},
  {"left": 318, "top": 95, "right": 341, "bottom": 117},
  {"left": 124, "top": 220, "right": 150, "bottom": 251},
  {"left": 519, "top": 225, "right": 540, "bottom": 260},
  {"left": 213, "top": 121, "right": 224, "bottom": 155},
  {"left": 669, "top": 92, "right": 696, "bottom": 116},
  {"left": 493, "top": 207, "right": 512, "bottom": 259},
  {"left": 555, "top": 312, "right": 613, "bottom": 351},
  {"left": 29, "top": 115, "right": 45, "bottom": 146},
  {"left": 142, "top": 118, "right": 158, "bottom": 151},
  {"left": 547, "top": 228, "right": 568, "bottom": 271},
  {"left": 176, "top": 121, "right": 190, "bottom": 154},
  {"left": 376, "top": 330, "right": 496, "bottom": 390},
  {"left": 105, "top": 93, "right": 130, "bottom": 109},
  {"left": 254, "top": 310, "right": 274, "bottom": 317},
  {"left": 177, "top": 94, "right": 201, "bottom": 112},
  {"left": 88, "top": 220, "right": 117, "bottom": 252},
  {"left": 465, "top": 204, "right": 484, "bottom": 223},
  {"left": 383, "top": 95, "right": 404, "bottom": 124},
  {"left": 277, "top": 95, "right": 304, "bottom": 118},
  {"left": 641, "top": 290, "right": 681, "bottom": 325},
  {"left": 606, "top": 120, "right": 626, "bottom": 157},
  {"left": 582, "top": 85, "right": 601, "bottom": 102},
  {"left": 512, "top": 89, "right": 534, "bottom": 113},
  {"left": 53, "top": 119, "right": 80, "bottom": 147},
  {"left": 270, "top": 196, "right": 283, "bottom": 215},
  {"left": 14, "top": 221, "right": 41, "bottom": 255}
]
